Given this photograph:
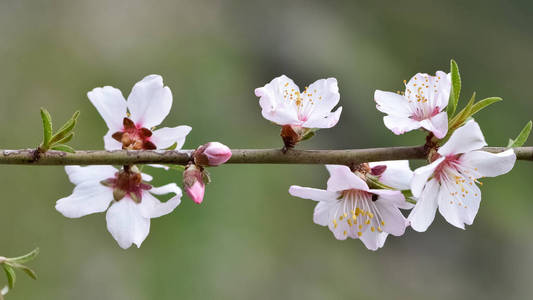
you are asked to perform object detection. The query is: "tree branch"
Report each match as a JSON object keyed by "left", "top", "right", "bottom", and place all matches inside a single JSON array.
[{"left": 0, "top": 147, "right": 530, "bottom": 166}]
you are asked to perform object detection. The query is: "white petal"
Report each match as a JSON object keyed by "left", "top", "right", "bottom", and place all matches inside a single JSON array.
[
  {"left": 374, "top": 90, "right": 412, "bottom": 117},
  {"left": 87, "top": 86, "right": 127, "bottom": 132},
  {"left": 127, "top": 75, "right": 172, "bottom": 128},
  {"left": 65, "top": 165, "right": 117, "bottom": 185},
  {"left": 139, "top": 187, "right": 181, "bottom": 219},
  {"left": 434, "top": 71, "right": 451, "bottom": 109},
  {"left": 437, "top": 178, "right": 481, "bottom": 229},
  {"left": 313, "top": 201, "right": 333, "bottom": 226},
  {"left": 420, "top": 111, "right": 448, "bottom": 139},
  {"left": 383, "top": 115, "right": 421, "bottom": 135},
  {"left": 410, "top": 157, "right": 444, "bottom": 197},
  {"left": 106, "top": 199, "right": 150, "bottom": 249},
  {"left": 369, "top": 160, "right": 413, "bottom": 190},
  {"left": 141, "top": 173, "right": 153, "bottom": 182},
  {"left": 150, "top": 125, "right": 191, "bottom": 150},
  {"left": 460, "top": 149, "right": 516, "bottom": 178},
  {"left": 300, "top": 78, "right": 342, "bottom": 128},
  {"left": 359, "top": 229, "right": 382, "bottom": 251},
  {"left": 408, "top": 178, "right": 440, "bottom": 232},
  {"left": 438, "top": 120, "right": 487, "bottom": 156},
  {"left": 374, "top": 199, "right": 409, "bottom": 236},
  {"left": 103, "top": 130, "right": 123, "bottom": 150},
  {"left": 289, "top": 186, "right": 338, "bottom": 202},
  {"left": 255, "top": 75, "right": 300, "bottom": 125},
  {"left": 325, "top": 165, "right": 369, "bottom": 192},
  {"left": 56, "top": 182, "right": 113, "bottom": 218},
  {"left": 302, "top": 106, "right": 342, "bottom": 129},
  {"left": 370, "top": 189, "right": 412, "bottom": 210},
  {"left": 147, "top": 164, "right": 169, "bottom": 170}
]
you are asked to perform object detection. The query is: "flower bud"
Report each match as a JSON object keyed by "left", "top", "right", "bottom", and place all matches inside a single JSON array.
[
  {"left": 183, "top": 164, "right": 205, "bottom": 204},
  {"left": 193, "top": 142, "right": 232, "bottom": 167}
]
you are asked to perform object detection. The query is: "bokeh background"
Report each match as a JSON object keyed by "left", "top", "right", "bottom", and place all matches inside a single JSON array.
[{"left": 0, "top": 0, "right": 532, "bottom": 299}]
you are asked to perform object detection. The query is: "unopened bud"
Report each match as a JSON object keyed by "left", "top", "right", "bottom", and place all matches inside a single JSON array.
[
  {"left": 183, "top": 164, "right": 205, "bottom": 204},
  {"left": 193, "top": 142, "right": 232, "bottom": 166}
]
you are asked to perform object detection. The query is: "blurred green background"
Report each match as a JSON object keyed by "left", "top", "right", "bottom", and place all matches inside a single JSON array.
[{"left": 0, "top": 0, "right": 532, "bottom": 299}]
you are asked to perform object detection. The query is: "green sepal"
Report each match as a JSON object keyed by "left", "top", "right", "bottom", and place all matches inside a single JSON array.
[
  {"left": 507, "top": 120, "right": 532, "bottom": 147},
  {"left": 2, "top": 264, "right": 15, "bottom": 289},
  {"left": 40, "top": 108, "right": 53, "bottom": 149},
  {"left": 49, "top": 111, "right": 79, "bottom": 145},
  {"left": 7, "top": 248, "right": 39, "bottom": 264},
  {"left": 202, "top": 169, "right": 211, "bottom": 184},
  {"left": 51, "top": 144, "right": 75, "bottom": 153},
  {"left": 447, "top": 59, "right": 461, "bottom": 118},
  {"left": 113, "top": 189, "right": 126, "bottom": 201}
]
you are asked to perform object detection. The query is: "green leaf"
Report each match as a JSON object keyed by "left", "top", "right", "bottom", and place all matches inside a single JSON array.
[
  {"left": 51, "top": 144, "right": 75, "bottom": 153},
  {"left": 53, "top": 132, "right": 74, "bottom": 145},
  {"left": 507, "top": 121, "right": 532, "bottom": 147},
  {"left": 300, "top": 130, "right": 315, "bottom": 141},
  {"left": 8, "top": 248, "right": 39, "bottom": 264},
  {"left": 469, "top": 97, "right": 502, "bottom": 116},
  {"left": 49, "top": 111, "right": 79, "bottom": 144},
  {"left": 2, "top": 265, "right": 15, "bottom": 289},
  {"left": 40, "top": 108, "right": 53, "bottom": 149},
  {"left": 448, "top": 92, "right": 476, "bottom": 133},
  {"left": 165, "top": 142, "right": 178, "bottom": 150},
  {"left": 447, "top": 59, "right": 461, "bottom": 118},
  {"left": 8, "top": 263, "right": 36, "bottom": 280}
]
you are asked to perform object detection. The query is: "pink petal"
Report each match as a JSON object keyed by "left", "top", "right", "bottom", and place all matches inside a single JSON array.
[
  {"left": 438, "top": 120, "right": 487, "bottom": 156},
  {"left": 289, "top": 186, "right": 338, "bottom": 202}
]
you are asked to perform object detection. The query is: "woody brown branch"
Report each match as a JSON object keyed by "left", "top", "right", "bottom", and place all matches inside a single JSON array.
[{"left": 0, "top": 146, "right": 531, "bottom": 166}]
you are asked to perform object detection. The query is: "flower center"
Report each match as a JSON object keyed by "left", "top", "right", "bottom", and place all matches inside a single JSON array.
[
  {"left": 410, "top": 106, "right": 440, "bottom": 121},
  {"left": 332, "top": 189, "right": 385, "bottom": 238},
  {"left": 281, "top": 82, "right": 323, "bottom": 122},
  {"left": 101, "top": 167, "right": 152, "bottom": 203},
  {"left": 112, "top": 117, "right": 156, "bottom": 150}
]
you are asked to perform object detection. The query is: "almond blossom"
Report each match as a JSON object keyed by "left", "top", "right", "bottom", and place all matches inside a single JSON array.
[
  {"left": 375, "top": 71, "right": 451, "bottom": 138},
  {"left": 88, "top": 74, "right": 191, "bottom": 151},
  {"left": 56, "top": 165, "right": 182, "bottom": 249},
  {"left": 255, "top": 75, "right": 342, "bottom": 148},
  {"left": 408, "top": 120, "right": 516, "bottom": 231},
  {"left": 289, "top": 165, "right": 409, "bottom": 250}
]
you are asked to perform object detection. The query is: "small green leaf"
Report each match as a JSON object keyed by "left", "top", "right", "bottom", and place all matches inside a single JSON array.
[
  {"left": 40, "top": 108, "right": 53, "bottom": 148},
  {"left": 2, "top": 265, "right": 15, "bottom": 289},
  {"left": 8, "top": 263, "right": 36, "bottom": 280},
  {"left": 53, "top": 132, "right": 74, "bottom": 145},
  {"left": 507, "top": 121, "right": 532, "bottom": 147},
  {"left": 448, "top": 92, "right": 476, "bottom": 133},
  {"left": 447, "top": 59, "right": 462, "bottom": 118},
  {"left": 470, "top": 97, "right": 502, "bottom": 116},
  {"left": 165, "top": 142, "right": 178, "bottom": 150},
  {"left": 8, "top": 248, "right": 39, "bottom": 264},
  {"left": 300, "top": 130, "right": 315, "bottom": 141},
  {"left": 49, "top": 111, "right": 79, "bottom": 144},
  {"left": 51, "top": 144, "right": 75, "bottom": 153}
]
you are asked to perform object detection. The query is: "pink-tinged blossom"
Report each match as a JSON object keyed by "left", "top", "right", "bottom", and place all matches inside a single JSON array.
[
  {"left": 254, "top": 75, "right": 342, "bottom": 129},
  {"left": 88, "top": 75, "right": 191, "bottom": 151},
  {"left": 183, "top": 165, "right": 205, "bottom": 204},
  {"left": 408, "top": 120, "right": 516, "bottom": 231},
  {"left": 289, "top": 165, "right": 409, "bottom": 251},
  {"left": 375, "top": 71, "right": 451, "bottom": 138},
  {"left": 56, "top": 165, "right": 182, "bottom": 249},
  {"left": 194, "top": 142, "right": 232, "bottom": 166}
]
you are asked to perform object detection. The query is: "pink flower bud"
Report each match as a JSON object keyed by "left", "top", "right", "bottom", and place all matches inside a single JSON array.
[
  {"left": 194, "top": 142, "right": 232, "bottom": 166},
  {"left": 183, "top": 165, "right": 205, "bottom": 204}
]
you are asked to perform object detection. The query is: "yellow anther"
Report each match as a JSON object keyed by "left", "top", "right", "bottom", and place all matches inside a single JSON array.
[
  {"left": 357, "top": 232, "right": 362, "bottom": 237},
  {"left": 380, "top": 221, "right": 385, "bottom": 226},
  {"left": 377, "top": 227, "right": 383, "bottom": 232},
  {"left": 368, "top": 212, "right": 374, "bottom": 219},
  {"left": 358, "top": 225, "right": 363, "bottom": 230},
  {"left": 343, "top": 230, "right": 347, "bottom": 236},
  {"left": 365, "top": 219, "right": 371, "bottom": 225},
  {"left": 371, "top": 226, "right": 375, "bottom": 232}
]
